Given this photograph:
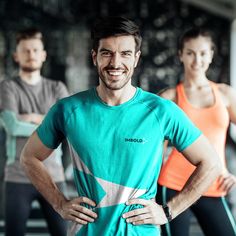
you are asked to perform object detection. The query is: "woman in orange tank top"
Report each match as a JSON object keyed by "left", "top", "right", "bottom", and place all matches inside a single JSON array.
[{"left": 156, "top": 27, "right": 236, "bottom": 236}]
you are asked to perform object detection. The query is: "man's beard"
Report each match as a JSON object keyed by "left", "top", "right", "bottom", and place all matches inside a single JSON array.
[
  {"left": 100, "top": 75, "right": 130, "bottom": 90},
  {"left": 21, "top": 66, "right": 41, "bottom": 73}
]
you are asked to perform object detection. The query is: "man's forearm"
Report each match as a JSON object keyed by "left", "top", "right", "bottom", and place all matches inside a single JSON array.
[
  {"left": 19, "top": 113, "right": 45, "bottom": 125},
  {"left": 0, "top": 110, "right": 37, "bottom": 137},
  {"left": 20, "top": 152, "right": 67, "bottom": 212}
]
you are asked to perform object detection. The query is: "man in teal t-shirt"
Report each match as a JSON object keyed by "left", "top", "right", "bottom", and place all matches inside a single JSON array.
[{"left": 21, "top": 17, "right": 221, "bottom": 236}]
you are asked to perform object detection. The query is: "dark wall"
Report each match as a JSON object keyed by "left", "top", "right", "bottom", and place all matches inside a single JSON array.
[{"left": 0, "top": 0, "right": 231, "bottom": 91}]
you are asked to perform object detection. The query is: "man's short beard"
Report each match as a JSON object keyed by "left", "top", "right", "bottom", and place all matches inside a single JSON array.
[
  {"left": 21, "top": 66, "right": 41, "bottom": 73},
  {"left": 102, "top": 79, "right": 129, "bottom": 90}
]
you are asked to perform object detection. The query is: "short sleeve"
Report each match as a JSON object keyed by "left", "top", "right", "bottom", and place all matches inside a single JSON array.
[
  {"left": 0, "top": 80, "right": 19, "bottom": 113},
  {"left": 37, "top": 101, "right": 66, "bottom": 149},
  {"left": 54, "top": 81, "right": 69, "bottom": 100},
  {"left": 159, "top": 100, "right": 202, "bottom": 152}
]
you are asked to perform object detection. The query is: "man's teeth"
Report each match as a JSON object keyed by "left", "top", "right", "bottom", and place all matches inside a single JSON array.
[{"left": 108, "top": 71, "right": 123, "bottom": 76}]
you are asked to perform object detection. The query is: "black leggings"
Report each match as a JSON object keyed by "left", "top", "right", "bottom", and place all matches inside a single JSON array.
[
  {"left": 156, "top": 185, "right": 236, "bottom": 236},
  {"left": 4, "top": 182, "right": 67, "bottom": 236}
]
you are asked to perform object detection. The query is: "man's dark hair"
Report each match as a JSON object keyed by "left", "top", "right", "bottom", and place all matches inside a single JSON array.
[
  {"left": 91, "top": 16, "right": 142, "bottom": 53},
  {"left": 16, "top": 28, "right": 44, "bottom": 46},
  {"left": 178, "top": 27, "right": 215, "bottom": 52}
]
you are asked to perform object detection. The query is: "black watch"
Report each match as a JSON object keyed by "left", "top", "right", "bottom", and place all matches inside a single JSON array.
[{"left": 162, "top": 204, "right": 172, "bottom": 222}]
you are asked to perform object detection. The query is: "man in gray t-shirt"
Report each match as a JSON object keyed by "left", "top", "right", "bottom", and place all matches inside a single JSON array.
[{"left": 0, "top": 28, "right": 68, "bottom": 236}]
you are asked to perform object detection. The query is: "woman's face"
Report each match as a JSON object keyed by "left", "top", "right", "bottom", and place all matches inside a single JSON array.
[{"left": 179, "top": 36, "right": 214, "bottom": 77}]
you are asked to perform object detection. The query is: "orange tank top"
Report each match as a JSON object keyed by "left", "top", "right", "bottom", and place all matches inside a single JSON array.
[{"left": 158, "top": 82, "right": 230, "bottom": 197}]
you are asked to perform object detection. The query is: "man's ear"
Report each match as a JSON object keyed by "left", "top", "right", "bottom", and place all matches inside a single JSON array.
[
  {"left": 13, "top": 52, "right": 18, "bottom": 63},
  {"left": 42, "top": 50, "right": 47, "bottom": 62},
  {"left": 134, "top": 50, "right": 141, "bottom": 67},
  {"left": 91, "top": 49, "right": 97, "bottom": 66},
  {"left": 209, "top": 50, "right": 214, "bottom": 63}
]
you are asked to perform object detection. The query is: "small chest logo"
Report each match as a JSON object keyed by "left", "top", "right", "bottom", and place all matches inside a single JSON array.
[{"left": 125, "top": 138, "right": 148, "bottom": 144}]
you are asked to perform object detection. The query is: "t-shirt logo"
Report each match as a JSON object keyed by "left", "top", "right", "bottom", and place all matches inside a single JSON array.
[{"left": 125, "top": 138, "right": 148, "bottom": 144}]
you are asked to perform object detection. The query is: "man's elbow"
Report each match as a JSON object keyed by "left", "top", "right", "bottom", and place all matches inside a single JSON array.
[
  {"left": 207, "top": 158, "right": 222, "bottom": 180},
  {"left": 20, "top": 146, "right": 31, "bottom": 170}
]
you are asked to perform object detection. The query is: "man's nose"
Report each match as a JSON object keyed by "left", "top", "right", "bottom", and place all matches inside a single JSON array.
[
  {"left": 27, "top": 50, "right": 35, "bottom": 58},
  {"left": 110, "top": 53, "right": 121, "bottom": 68}
]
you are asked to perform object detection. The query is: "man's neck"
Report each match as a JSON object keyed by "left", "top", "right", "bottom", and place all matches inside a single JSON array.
[
  {"left": 96, "top": 84, "right": 137, "bottom": 106},
  {"left": 19, "top": 70, "right": 42, "bottom": 85}
]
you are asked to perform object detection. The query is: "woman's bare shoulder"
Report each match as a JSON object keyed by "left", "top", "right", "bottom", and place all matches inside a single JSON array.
[
  {"left": 216, "top": 83, "right": 236, "bottom": 107},
  {"left": 158, "top": 87, "right": 177, "bottom": 102}
]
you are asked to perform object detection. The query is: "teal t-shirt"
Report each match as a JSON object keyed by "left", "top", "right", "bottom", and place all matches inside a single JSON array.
[{"left": 37, "top": 87, "right": 201, "bottom": 236}]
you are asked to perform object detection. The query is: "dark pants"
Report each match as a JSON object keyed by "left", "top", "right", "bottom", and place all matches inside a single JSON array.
[
  {"left": 4, "top": 182, "right": 67, "bottom": 236},
  {"left": 156, "top": 185, "right": 236, "bottom": 236}
]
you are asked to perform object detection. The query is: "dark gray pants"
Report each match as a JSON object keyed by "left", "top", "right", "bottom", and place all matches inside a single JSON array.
[
  {"left": 4, "top": 182, "right": 67, "bottom": 236},
  {"left": 156, "top": 185, "right": 236, "bottom": 236}
]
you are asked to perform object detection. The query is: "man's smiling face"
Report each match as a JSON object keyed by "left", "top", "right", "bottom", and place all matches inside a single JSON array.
[{"left": 92, "top": 35, "right": 140, "bottom": 90}]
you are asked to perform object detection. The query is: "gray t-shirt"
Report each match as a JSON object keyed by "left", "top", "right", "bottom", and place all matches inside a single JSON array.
[{"left": 0, "top": 77, "right": 69, "bottom": 183}]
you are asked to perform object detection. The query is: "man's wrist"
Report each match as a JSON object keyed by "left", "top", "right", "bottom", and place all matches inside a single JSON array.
[{"left": 162, "top": 203, "right": 172, "bottom": 222}]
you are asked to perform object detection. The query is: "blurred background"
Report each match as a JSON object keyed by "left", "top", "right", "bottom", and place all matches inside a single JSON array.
[{"left": 0, "top": 0, "right": 235, "bottom": 235}]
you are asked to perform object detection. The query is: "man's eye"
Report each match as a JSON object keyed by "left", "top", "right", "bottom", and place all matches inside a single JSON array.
[
  {"left": 101, "top": 52, "right": 112, "bottom": 56},
  {"left": 122, "top": 52, "right": 132, "bottom": 57}
]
